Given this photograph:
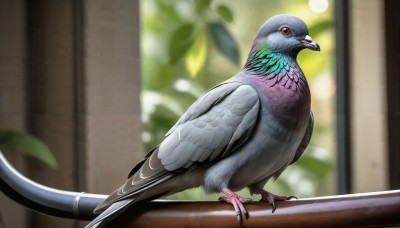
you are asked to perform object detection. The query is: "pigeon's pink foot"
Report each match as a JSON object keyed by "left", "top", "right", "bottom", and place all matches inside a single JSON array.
[
  {"left": 256, "top": 189, "right": 297, "bottom": 213},
  {"left": 218, "top": 188, "right": 253, "bottom": 227}
]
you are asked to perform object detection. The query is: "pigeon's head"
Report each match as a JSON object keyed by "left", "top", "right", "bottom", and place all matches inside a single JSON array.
[{"left": 254, "top": 14, "right": 320, "bottom": 55}]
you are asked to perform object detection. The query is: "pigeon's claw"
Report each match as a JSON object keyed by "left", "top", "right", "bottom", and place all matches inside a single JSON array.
[
  {"left": 236, "top": 213, "right": 246, "bottom": 227},
  {"left": 271, "top": 200, "right": 276, "bottom": 213},
  {"left": 257, "top": 190, "right": 297, "bottom": 213},
  {"left": 219, "top": 188, "right": 253, "bottom": 227},
  {"left": 260, "top": 192, "right": 277, "bottom": 213}
]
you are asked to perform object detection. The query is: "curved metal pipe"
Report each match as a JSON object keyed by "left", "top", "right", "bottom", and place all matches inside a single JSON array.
[{"left": 0, "top": 151, "right": 106, "bottom": 220}]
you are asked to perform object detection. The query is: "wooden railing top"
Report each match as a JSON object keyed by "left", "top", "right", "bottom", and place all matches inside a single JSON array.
[{"left": 110, "top": 190, "right": 400, "bottom": 227}]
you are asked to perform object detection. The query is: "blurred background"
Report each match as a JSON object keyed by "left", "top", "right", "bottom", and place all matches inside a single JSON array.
[{"left": 0, "top": 0, "right": 398, "bottom": 227}]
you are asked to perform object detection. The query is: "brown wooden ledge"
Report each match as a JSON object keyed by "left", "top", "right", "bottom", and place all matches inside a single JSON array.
[{"left": 110, "top": 190, "right": 400, "bottom": 227}]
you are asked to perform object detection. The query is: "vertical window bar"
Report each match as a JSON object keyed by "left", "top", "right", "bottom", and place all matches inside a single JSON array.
[{"left": 335, "top": 0, "right": 352, "bottom": 194}]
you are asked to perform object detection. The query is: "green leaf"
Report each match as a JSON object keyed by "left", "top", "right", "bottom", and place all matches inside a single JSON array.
[
  {"left": 0, "top": 130, "right": 57, "bottom": 168},
  {"left": 296, "top": 154, "right": 332, "bottom": 178},
  {"left": 195, "top": 0, "right": 212, "bottom": 13},
  {"left": 185, "top": 30, "right": 207, "bottom": 77},
  {"left": 169, "top": 24, "right": 196, "bottom": 64},
  {"left": 207, "top": 22, "right": 239, "bottom": 65},
  {"left": 216, "top": 5, "right": 233, "bottom": 23},
  {"left": 156, "top": 0, "right": 181, "bottom": 22}
]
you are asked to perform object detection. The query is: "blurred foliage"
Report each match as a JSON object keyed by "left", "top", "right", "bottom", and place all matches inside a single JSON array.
[
  {"left": 140, "top": 0, "right": 335, "bottom": 200},
  {"left": 0, "top": 129, "right": 57, "bottom": 168}
]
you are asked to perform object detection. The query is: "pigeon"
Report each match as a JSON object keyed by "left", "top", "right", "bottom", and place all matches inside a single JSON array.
[{"left": 86, "top": 14, "right": 320, "bottom": 228}]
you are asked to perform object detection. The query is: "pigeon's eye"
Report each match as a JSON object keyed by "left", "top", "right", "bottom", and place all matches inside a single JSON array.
[{"left": 280, "top": 26, "right": 291, "bottom": 35}]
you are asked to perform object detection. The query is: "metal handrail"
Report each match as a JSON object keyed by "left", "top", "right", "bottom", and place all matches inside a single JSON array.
[
  {"left": 1, "top": 150, "right": 399, "bottom": 227},
  {"left": 0, "top": 151, "right": 105, "bottom": 220}
]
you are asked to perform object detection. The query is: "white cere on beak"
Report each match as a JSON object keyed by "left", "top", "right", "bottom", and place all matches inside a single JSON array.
[{"left": 305, "top": 35, "right": 313, "bottom": 42}]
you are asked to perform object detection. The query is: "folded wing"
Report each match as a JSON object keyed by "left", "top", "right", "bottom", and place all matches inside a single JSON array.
[{"left": 93, "top": 81, "right": 260, "bottom": 213}]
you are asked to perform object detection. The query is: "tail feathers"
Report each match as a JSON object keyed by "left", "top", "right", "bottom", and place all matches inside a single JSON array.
[{"left": 85, "top": 199, "right": 132, "bottom": 228}]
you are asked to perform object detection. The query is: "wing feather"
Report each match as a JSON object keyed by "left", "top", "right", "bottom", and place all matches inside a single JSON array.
[{"left": 158, "top": 81, "right": 260, "bottom": 170}]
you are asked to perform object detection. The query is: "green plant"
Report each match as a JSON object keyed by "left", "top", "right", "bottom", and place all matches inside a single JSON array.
[{"left": 0, "top": 129, "right": 57, "bottom": 168}]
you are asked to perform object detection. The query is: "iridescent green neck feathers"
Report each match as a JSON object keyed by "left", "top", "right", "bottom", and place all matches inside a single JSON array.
[{"left": 244, "top": 41, "right": 298, "bottom": 76}]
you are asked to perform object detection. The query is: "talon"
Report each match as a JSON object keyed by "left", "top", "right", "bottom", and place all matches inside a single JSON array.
[
  {"left": 256, "top": 189, "right": 298, "bottom": 213},
  {"left": 244, "top": 210, "right": 250, "bottom": 219},
  {"left": 237, "top": 213, "right": 246, "bottom": 227},
  {"left": 271, "top": 201, "right": 276, "bottom": 213},
  {"left": 220, "top": 188, "right": 252, "bottom": 227}
]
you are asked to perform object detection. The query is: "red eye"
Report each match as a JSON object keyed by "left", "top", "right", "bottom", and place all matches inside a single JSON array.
[{"left": 280, "top": 26, "right": 291, "bottom": 35}]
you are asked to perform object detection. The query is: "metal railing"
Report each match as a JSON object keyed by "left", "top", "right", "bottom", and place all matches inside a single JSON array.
[
  {"left": 0, "top": 152, "right": 105, "bottom": 220},
  {"left": 1, "top": 151, "right": 399, "bottom": 227}
]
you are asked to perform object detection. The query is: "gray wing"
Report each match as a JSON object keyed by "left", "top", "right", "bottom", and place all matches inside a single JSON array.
[
  {"left": 92, "top": 80, "right": 260, "bottom": 213},
  {"left": 290, "top": 110, "right": 314, "bottom": 165},
  {"left": 158, "top": 81, "right": 260, "bottom": 170}
]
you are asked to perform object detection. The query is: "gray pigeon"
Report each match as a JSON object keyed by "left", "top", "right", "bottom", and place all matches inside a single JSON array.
[{"left": 86, "top": 14, "right": 319, "bottom": 227}]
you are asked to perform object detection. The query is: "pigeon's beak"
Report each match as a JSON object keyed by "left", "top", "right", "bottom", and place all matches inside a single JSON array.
[{"left": 301, "top": 35, "right": 320, "bottom": 52}]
